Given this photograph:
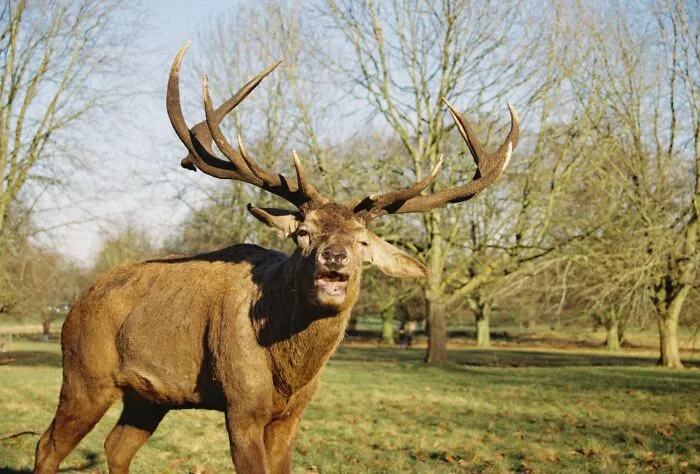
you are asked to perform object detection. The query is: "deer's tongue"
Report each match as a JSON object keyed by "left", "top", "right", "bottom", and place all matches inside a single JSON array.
[{"left": 316, "top": 278, "right": 347, "bottom": 296}]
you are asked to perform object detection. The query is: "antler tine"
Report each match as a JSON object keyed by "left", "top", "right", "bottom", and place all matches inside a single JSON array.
[
  {"left": 210, "top": 59, "right": 283, "bottom": 124},
  {"left": 355, "top": 100, "right": 518, "bottom": 218},
  {"left": 442, "top": 97, "right": 486, "bottom": 169},
  {"left": 201, "top": 59, "right": 285, "bottom": 185},
  {"left": 202, "top": 75, "right": 261, "bottom": 185},
  {"left": 167, "top": 43, "right": 226, "bottom": 174},
  {"left": 443, "top": 98, "right": 520, "bottom": 178},
  {"left": 237, "top": 133, "right": 278, "bottom": 184},
  {"left": 499, "top": 102, "right": 520, "bottom": 160},
  {"left": 292, "top": 150, "right": 329, "bottom": 206}
]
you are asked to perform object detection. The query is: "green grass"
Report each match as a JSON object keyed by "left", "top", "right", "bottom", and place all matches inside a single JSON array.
[{"left": 1, "top": 341, "right": 699, "bottom": 473}]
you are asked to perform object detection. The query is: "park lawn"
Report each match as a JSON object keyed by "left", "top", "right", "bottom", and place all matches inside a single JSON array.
[{"left": 0, "top": 342, "right": 698, "bottom": 473}]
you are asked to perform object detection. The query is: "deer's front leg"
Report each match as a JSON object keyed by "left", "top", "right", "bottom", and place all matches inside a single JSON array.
[
  {"left": 264, "top": 379, "right": 319, "bottom": 473},
  {"left": 264, "top": 412, "right": 302, "bottom": 474},
  {"left": 225, "top": 407, "right": 270, "bottom": 474}
]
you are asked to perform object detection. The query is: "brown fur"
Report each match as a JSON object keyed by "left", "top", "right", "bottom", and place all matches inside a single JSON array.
[{"left": 33, "top": 204, "right": 426, "bottom": 474}]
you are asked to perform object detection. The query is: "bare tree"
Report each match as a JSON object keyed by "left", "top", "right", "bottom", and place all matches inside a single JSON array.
[
  {"left": 91, "top": 225, "right": 157, "bottom": 277},
  {"left": 0, "top": 202, "right": 86, "bottom": 332},
  {"left": 0, "top": 0, "right": 140, "bottom": 236},
  {"left": 649, "top": 1, "right": 700, "bottom": 367},
  {"left": 565, "top": 0, "right": 700, "bottom": 367}
]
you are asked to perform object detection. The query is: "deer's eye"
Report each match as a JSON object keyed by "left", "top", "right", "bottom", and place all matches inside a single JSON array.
[{"left": 296, "top": 230, "right": 311, "bottom": 247}]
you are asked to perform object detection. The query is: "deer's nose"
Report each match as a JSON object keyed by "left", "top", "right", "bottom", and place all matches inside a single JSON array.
[{"left": 321, "top": 244, "right": 348, "bottom": 266}]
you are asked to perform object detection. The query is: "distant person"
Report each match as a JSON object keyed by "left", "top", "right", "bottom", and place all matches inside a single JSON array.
[
  {"left": 407, "top": 320, "right": 417, "bottom": 348},
  {"left": 399, "top": 329, "right": 408, "bottom": 349}
]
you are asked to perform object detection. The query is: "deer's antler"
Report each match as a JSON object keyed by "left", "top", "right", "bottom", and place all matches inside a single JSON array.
[
  {"left": 352, "top": 99, "right": 519, "bottom": 220},
  {"left": 166, "top": 43, "right": 328, "bottom": 210}
]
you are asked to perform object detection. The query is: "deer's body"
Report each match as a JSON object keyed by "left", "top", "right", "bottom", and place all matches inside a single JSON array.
[
  {"left": 67, "top": 244, "right": 343, "bottom": 412},
  {"left": 34, "top": 43, "right": 518, "bottom": 474}
]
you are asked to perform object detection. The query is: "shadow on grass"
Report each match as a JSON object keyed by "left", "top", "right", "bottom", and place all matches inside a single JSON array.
[
  {"left": 57, "top": 451, "right": 101, "bottom": 472},
  {"left": 347, "top": 328, "right": 640, "bottom": 350},
  {"left": 333, "top": 345, "right": 700, "bottom": 368},
  {"left": 3, "top": 339, "right": 698, "bottom": 371},
  {"left": 332, "top": 346, "right": 700, "bottom": 397},
  {"left": 0, "top": 351, "right": 62, "bottom": 368}
]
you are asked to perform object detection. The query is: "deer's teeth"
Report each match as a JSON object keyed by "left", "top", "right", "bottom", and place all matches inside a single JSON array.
[
  {"left": 316, "top": 271, "right": 349, "bottom": 282},
  {"left": 315, "top": 271, "right": 349, "bottom": 296}
]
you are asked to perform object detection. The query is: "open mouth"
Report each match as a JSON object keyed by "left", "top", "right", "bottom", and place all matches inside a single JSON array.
[{"left": 315, "top": 271, "right": 349, "bottom": 297}]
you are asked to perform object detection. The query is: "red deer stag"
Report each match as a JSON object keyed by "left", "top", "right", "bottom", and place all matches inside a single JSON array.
[{"left": 34, "top": 43, "right": 519, "bottom": 474}]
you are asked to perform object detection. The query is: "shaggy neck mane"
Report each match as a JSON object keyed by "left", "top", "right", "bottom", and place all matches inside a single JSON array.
[{"left": 251, "top": 252, "right": 357, "bottom": 397}]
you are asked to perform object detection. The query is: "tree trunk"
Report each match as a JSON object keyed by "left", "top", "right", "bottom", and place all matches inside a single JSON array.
[
  {"left": 424, "top": 210, "right": 447, "bottom": 364},
  {"left": 605, "top": 316, "right": 620, "bottom": 352},
  {"left": 658, "top": 311, "right": 683, "bottom": 368},
  {"left": 380, "top": 310, "right": 395, "bottom": 345},
  {"left": 653, "top": 282, "right": 688, "bottom": 368},
  {"left": 0, "top": 199, "right": 7, "bottom": 235},
  {"left": 42, "top": 316, "right": 51, "bottom": 342},
  {"left": 475, "top": 300, "right": 491, "bottom": 348},
  {"left": 425, "top": 299, "right": 448, "bottom": 364}
]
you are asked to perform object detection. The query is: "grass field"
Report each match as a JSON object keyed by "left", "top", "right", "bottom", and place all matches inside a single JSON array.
[{"left": 1, "top": 341, "right": 699, "bottom": 473}]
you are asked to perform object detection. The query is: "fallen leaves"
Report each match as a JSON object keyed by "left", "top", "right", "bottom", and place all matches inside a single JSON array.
[
  {"left": 191, "top": 467, "right": 215, "bottom": 474},
  {"left": 515, "top": 462, "right": 534, "bottom": 473},
  {"left": 655, "top": 425, "right": 674, "bottom": 438},
  {"left": 571, "top": 447, "right": 597, "bottom": 457},
  {"left": 413, "top": 450, "right": 429, "bottom": 462},
  {"left": 411, "top": 449, "right": 470, "bottom": 465}
]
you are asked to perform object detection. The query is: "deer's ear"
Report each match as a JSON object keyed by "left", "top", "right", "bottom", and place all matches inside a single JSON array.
[
  {"left": 363, "top": 231, "right": 429, "bottom": 278},
  {"left": 247, "top": 205, "right": 301, "bottom": 237}
]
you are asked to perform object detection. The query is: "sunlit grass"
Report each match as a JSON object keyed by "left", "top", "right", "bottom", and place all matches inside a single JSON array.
[{"left": 1, "top": 341, "right": 698, "bottom": 473}]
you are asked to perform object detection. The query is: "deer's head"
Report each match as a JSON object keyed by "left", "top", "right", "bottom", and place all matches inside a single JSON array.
[
  {"left": 166, "top": 44, "right": 519, "bottom": 312},
  {"left": 247, "top": 202, "right": 430, "bottom": 311}
]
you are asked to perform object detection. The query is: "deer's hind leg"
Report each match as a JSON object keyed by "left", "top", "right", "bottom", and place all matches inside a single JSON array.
[
  {"left": 34, "top": 376, "right": 118, "bottom": 474},
  {"left": 104, "top": 392, "right": 168, "bottom": 474}
]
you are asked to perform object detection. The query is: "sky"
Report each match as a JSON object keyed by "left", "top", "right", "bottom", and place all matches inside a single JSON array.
[{"left": 38, "top": 0, "right": 250, "bottom": 266}]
